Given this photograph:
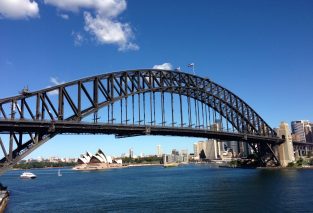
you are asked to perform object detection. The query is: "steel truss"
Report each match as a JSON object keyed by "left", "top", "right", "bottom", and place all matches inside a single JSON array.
[{"left": 0, "top": 69, "right": 283, "bottom": 172}]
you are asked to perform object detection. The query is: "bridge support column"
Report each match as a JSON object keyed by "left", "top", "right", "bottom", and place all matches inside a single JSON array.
[{"left": 276, "top": 122, "right": 295, "bottom": 167}]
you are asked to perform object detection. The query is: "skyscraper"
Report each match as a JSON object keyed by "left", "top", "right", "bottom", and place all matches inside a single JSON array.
[
  {"left": 193, "top": 143, "right": 198, "bottom": 158},
  {"left": 194, "top": 140, "right": 221, "bottom": 160},
  {"left": 291, "top": 120, "right": 313, "bottom": 143},
  {"left": 156, "top": 145, "right": 162, "bottom": 157},
  {"left": 129, "top": 148, "right": 134, "bottom": 158}
]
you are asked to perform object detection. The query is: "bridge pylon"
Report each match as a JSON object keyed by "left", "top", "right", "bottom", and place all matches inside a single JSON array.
[{"left": 275, "top": 122, "right": 295, "bottom": 167}]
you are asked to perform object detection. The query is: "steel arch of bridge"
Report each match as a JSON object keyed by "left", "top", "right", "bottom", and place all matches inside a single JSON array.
[{"left": 0, "top": 69, "right": 283, "bottom": 171}]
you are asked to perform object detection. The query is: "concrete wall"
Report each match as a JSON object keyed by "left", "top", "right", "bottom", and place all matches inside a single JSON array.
[{"left": 276, "top": 122, "right": 295, "bottom": 167}]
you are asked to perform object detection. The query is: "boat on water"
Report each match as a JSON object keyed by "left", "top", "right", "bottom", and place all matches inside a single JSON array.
[
  {"left": 20, "top": 172, "right": 36, "bottom": 179},
  {"left": 163, "top": 162, "right": 179, "bottom": 168},
  {"left": 58, "top": 169, "right": 62, "bottom": 177}
]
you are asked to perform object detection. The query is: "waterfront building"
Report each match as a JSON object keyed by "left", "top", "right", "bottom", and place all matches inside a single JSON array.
[
  {"left": 291, "top": 120, "right": 313, "bottom": 143},
  {"left": 193, "top": 143, "right": 199, "bottom": 160},
  {"left": 196, "top": 141, "right": 208, "bottom": 159},
  {"left": 210, "top": 120, "right": 226, "bottom": 154},
  {"left": 77, "top": 151, "right": 92, "bottom": 164},
  {"left": 77, "top": 149, "right": 121, "bottom": 165},
  {"left": 224, "top": 141, "right": 243, "bottom": 157},
  {"left": 114, "top": 159, "right": 123, "bottom": 164},
  {"left": 163, "top": 149, "right": 188, "bottom": 164},
  {"left": 37, "top": 157, "right": 44, "bottom": 162},
  {"left": 156, "top": 145, "right": 162, "bottom": 157},
  {"left": 171, "top": 149, "right": 179, "bottom": 156},
  {"left": 89, "top": 149, "right": 109, "bottom": 163},
  {"left": 206, "top": 140, "right": 221, "bottom": 160},
  {"left": 49, "top": 156, "right": 60, "bottom": 163},
  {"left": 180, "top": 149, "right": 189, "bottom": 162},
  {"left": 129, "top": 148, "right": 134, "bottom": 158},
  {"left": 194, "top": 140, "right": 221, "bottom": 160}
]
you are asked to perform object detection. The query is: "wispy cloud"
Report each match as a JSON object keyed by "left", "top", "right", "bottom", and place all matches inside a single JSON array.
[
  {"left": 50, "top": 77, "right": 65, "bottom": 85},
  {"left": 47, "top": 77, "right": 65, "bottom": 95},
  {"left": 0, "top": 0, "right": 39, "bottom": 19},
  {"left": 72, "top": 31, "right": 84, "bottom": 46},
  {"left": 58, "top": 13, "right": 69, "bottom": 20},
  {"left": 153, "top": 63, "right": 173, "bottom": 70}
]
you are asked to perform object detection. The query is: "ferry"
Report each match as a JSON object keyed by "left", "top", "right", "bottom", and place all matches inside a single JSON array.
[
  {"left": 58, "top": 169, "right": 62, "bottom": 177},
  {"left": 163, "top": 162, "right": 179, "bottom": 168},
  {"left": 20, "top": 172, "right": 37, "bottom": 179}
]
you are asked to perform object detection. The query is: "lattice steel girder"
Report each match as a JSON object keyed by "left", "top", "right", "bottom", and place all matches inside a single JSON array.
[
  {"left": 0, "top": 70, "right": 275, "bottom": 136},
  {"left": 0, "top": 69, "right": 282, "bottom": 171},
  {"left": 0, "top": 69, "right": 278, "bottom": 135}
]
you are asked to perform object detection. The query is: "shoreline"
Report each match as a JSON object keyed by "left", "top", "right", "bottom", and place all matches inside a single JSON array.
[
  {"left": 12, "top": 163, "right": 313, "bottom": 171},
  {"left": 12, "top": 166, "right": 74, "bottom": 171},
  {"left": 257, "top": 166, "right": 313, "bottom": 170},
  {"left": 72, "top": 163, "right": 163, "bottom": 171},
  {"left": 0, "top": 190, "right": 9, "bottom": 213},
  {"left": 126, "top": 163, "right": 162, "bottom": 167}
]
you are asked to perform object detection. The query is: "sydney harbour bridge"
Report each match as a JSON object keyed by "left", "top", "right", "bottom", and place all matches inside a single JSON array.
[{"left": 0, "top": 69, "right": 285, "bottom": 173}]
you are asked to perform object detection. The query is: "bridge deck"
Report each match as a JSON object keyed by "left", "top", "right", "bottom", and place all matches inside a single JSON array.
[{"left": 0, "top": 120, "right": 283, "bottom": 144}]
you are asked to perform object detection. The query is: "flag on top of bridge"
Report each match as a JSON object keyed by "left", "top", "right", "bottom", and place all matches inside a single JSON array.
[
  {"left": 187, "top": 63, "right": 195, "bottom": 74},
  {"left": 187, "top": 63, "right": 194, "bottom": 67}
]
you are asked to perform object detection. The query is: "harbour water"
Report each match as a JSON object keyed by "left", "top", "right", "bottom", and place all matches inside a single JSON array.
[{"left": 2, "top": 165, "right": 313, "bottom": 212}]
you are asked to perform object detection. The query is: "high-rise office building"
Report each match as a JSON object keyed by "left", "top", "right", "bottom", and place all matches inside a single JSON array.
[
  {"left": 129, "top": 148, "right": 134, "bottom": 158},
  {"left": 171, "top": 149, "right": 179, "bottom": 156},
  {"left": 193, "top": 143, "right": 198, "bottom": 158},
  {"left": 291, "top": 120, "right": 313, "bottom": 143},
  {"left": 156, "top": 145, "right": 162, "bottom": 157},
  {"left": 211, "top": 120, "right": 226, "bottom": 154},
  {"left": 180, "top": 149, "right": 189, "bottom": 162},
  {"left": 194, "top": 140, "right": 221, "bottom": 160},
  {"left": 310, "top": 123, "right": 313, "bottom": 143}
]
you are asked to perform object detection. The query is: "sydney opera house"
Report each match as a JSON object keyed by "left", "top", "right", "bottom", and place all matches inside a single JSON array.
[{"left": 73, "top": 149, "right": 122, "bottom": 170}]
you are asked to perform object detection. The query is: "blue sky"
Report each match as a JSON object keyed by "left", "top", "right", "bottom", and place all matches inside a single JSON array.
[{"left": 0, "top": 0, "right": 312, "bottom": 159}]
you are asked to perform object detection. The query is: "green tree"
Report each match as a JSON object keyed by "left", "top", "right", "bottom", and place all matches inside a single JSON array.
[{"left": 199, "top": 149, "right": 206, "bottom": 160}]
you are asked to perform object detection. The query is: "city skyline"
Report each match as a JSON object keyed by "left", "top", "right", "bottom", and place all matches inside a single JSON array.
[{"left": 1, "top": 0, "right": 313, "bottom": 159}]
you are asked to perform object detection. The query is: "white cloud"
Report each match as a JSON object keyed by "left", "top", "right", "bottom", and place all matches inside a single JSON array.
[
  {"left": 44, "top": 0, "right": 126, "bottom": 17},
  {"left": 50, "top": 77, "right": 65, "bottom": 85},
  {"left": 72, "top": 31, "right": 84, "bottom": 46},
  {"left": 47, "top": 77, "right": 65, "bottom": 95},
  {"left": 58, "top": 13, "right": 69, "bottom": 20},
  {"left": 0, "top": 0, "right": 39, "bottom": 19},
  {"left": 45, "top": 0, "right": 138, "bottom": 51},
  {"left": 47, "top": 88, "right": 59, "bottom": 95},
  {"left": 153, "top": 63, "right": 173, "bottom": 70},
  {"left": 84, "top": 12, "right": 138, "bottom": 51}
]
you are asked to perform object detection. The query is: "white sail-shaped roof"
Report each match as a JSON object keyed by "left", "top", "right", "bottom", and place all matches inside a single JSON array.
[
  {"left": 106, "top": 156, "right": 113, "bottom": 164},
  {"left": 90, "top": 155, "right": 104, "bottom": 163},
  {"left": 114, "top": 159, "right": 123, "bottom": 164},
  {"left": 86, "top": 151, "right": 92, "bottom": 157},
  {"left": 77, "top": 149, "right": 114, "bottom": 164},
  {"left": 77, "top": 157, "right": 88, "bottom": 164},
  {"left": 97, "top": 149, "right": 105, "bottom": 156},
  {"left": 97, "top": 153, "right": 107, "bottom": 163},
  {"left": 97, "top": 149, "right": 108, "bottom": 162},
  {"left": 77, "top": 153, "right": 90, "bottom": 164}
]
